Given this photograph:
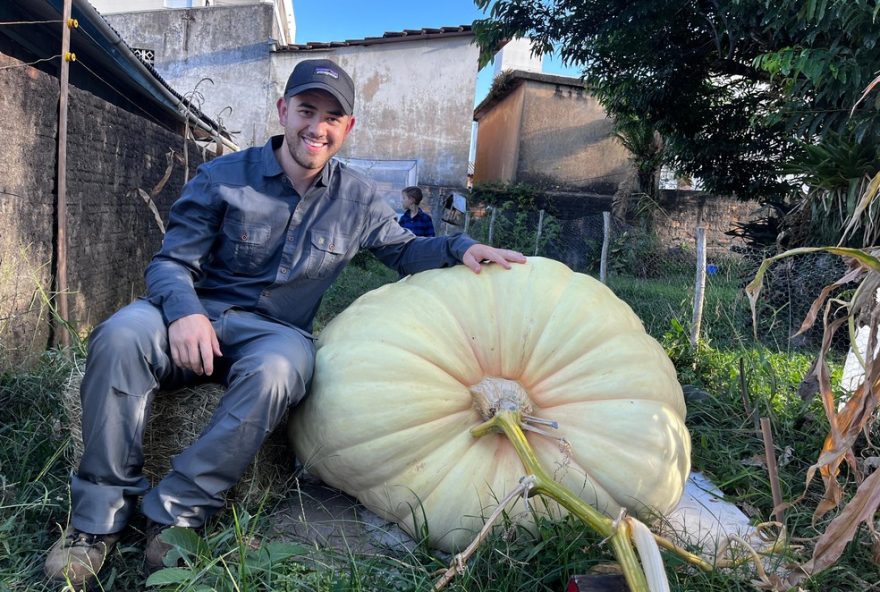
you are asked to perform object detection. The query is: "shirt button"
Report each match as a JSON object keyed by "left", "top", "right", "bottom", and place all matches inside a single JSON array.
[
  {"left": 287, "top": 235, "right": 294, "bottom": 241},
  {"left": 280, "top": 267, "right": 289, "bottom": 274},
  {"left": 329, "top": 243, "right": 335, "bottom": 250},
  {"left": 241, "top": 234, "right": 248, "bottom": 241}
]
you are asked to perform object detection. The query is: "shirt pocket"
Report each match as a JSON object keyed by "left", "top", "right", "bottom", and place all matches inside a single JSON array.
[
  {"left": 218, "top": 215, "right": 272, "bottom": 275},
  {"left": 305, "top": 229, "right": 350, "bottom": 280}
]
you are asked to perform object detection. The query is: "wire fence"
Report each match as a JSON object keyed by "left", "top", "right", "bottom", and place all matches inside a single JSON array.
[{"left": 454, "top": 205, "right": 853, "bottom": 354}]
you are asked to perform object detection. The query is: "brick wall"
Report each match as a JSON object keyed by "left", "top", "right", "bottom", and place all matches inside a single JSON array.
[
  {"left": 0, "top": 52, "right": 205, "bottom": 369},
  {"left": 653, "top": 190, "right": 757, "bottom": 254}
]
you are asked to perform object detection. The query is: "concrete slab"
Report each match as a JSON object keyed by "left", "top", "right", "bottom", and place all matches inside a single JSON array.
[
  {"left": 271, "top": 480, "right": 418, "bottom": 556},
  {"left": 272, "top": 470, "right": 759, "bottom": 565},
  {"left": 661, "top": 471, "right": 765, "bottom": 554}
]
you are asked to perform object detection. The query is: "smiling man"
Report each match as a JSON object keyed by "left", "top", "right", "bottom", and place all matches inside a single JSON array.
[{"left": 43, "top": 58, "right": 525, "bottom": 587}]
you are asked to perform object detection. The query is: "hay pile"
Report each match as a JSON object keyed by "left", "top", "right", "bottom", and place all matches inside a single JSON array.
[{"left": 63, "top": 367, "right": 294, "bottom": 506}]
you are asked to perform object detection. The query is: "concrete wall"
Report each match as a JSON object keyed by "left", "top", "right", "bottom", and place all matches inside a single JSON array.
[
  {"left": 90, "top": 0, "right": 295, "bottom": 45},
  {"left": 517, "top": 80, "right": 632, "bottom": 194},
  {"left": 472, "top": 84, "right": 524, "bottom": 185},
  {"left": 269, "top": 36, "right": 479, "bottom": 188},
  {"left": 0, "top": 52, "right": 203, "bottom": 369},
  {"left": 103, "top": 9, "right": 477, "bottom": 187},
  {"left": 103, "top": 4, "right": 277, "bottom": 148},
  {"left": 90, "top": 0, "right": 170, "bottom": 12}
]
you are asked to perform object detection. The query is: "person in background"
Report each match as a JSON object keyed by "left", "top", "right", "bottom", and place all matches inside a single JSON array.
[
  {"left": 43, "top": 57, "right": 525, "bottom": 588},
  {"left": 398, "top": 185, "right": 435, "bottom": 237}
]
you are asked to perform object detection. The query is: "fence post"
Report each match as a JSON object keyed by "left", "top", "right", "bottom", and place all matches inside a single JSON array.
[
  {"left": 487, "top": 206, "right": 497, "bottom": 246},
  {"left": 599, "top": 211, "right": 611, "bottom": 284},
  {"left": 463, "top": 211, "right": 470, "bottom": 235},
  {"left": 534, "top": 209, "right": 545, "bottom": 256},
  {"left": 690, "top": 227, "right": 707, "bottom": 347},
  {"left": 55, "top": 0, "right": 74, "bottom": 349}
]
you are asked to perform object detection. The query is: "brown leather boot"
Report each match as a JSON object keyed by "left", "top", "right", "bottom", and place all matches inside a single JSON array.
[
  {"left": 44, "top": 527, "right": 121, "bottom": 587},
  {"left": 144, "top": 520, "right": 176, "bottom": 576}
]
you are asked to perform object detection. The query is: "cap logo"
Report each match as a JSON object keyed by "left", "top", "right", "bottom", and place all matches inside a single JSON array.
[{"left": 314, "top": 67, "right": 339, "bottom": 79}]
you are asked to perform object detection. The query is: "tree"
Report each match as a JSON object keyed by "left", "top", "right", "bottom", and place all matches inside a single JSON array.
[{"left": 473, "top": 0, "right": 880, "bottom": 204}]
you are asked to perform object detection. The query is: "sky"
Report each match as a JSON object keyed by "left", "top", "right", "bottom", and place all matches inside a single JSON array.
[{"left": 291, "top": 0, "right": 582, "bottom": 106}]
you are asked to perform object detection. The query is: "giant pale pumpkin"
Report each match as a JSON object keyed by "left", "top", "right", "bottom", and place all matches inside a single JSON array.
[{"left": 290, "top": 257, "right": 690, "bottom": 551}]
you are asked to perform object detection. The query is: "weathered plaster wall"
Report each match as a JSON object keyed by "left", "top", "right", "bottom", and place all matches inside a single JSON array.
[
  {"left": 103, "top": 4, "right": 276, "bottom": 148},
  {"left": 517, "top": 80, "right": 632, "bottom": 194},
  {"left": 270, "top": 36, "right": 479, "bottom": 188},
  {"left": 0, "top": 52, "right": 202, "bottom": 369},
  {"left": 471, "top": 84, "right": 524, "bottom": 185}
]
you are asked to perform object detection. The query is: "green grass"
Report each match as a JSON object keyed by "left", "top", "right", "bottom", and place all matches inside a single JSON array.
[{"left": 1, "top": 262, "right": 875, "bottom": 591}]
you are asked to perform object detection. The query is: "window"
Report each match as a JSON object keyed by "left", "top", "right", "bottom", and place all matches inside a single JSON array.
[{"left": 132, "top": 48, "right": 155, "bottom": 66}]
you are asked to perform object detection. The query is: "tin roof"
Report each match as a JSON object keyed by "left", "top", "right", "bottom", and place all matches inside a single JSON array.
[
  {"left": 1, "top": 0, "right": 236, "bottom": 148},
  {"left": 277, "top": 25, "right": 473, "bottom": 52},
  {"left": 473, "top": 69, "right": 586, "bottom": 121}
]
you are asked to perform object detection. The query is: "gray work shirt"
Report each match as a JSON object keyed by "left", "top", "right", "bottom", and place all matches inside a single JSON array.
[{"left": 145, "top": 135, "right": 475, "bottom": 332}]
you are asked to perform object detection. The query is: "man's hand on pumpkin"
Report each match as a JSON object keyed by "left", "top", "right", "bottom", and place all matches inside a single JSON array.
[{"left": 462, "top": 244, "right": 527, "bottom": 274}]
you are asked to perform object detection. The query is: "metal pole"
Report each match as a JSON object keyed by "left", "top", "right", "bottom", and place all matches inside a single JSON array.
[
  {"left": 599, "top": 211, "right": 610, "bottom": 284},
  {"left": 55, "top": 0, "right": 73, "bottom": 349},
  {"left": 463, "top": 211, "right": 470, "bottom": 234},
  {"left": 690, "top": 227, "right": 707, "bottom": 347},
  {"left": 487, "top": 206, "right": 497, "bottom": 246},
  {"left": 534, "top": 209, "right": 545, "bottom": 256}
]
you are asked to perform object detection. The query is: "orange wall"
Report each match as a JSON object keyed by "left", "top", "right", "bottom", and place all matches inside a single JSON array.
[
  {"left": 517, "top": 80, "right": 632, "bottom": 193},
  {"left": 472, "top": 84, "right": 524, "bottom": 185}
]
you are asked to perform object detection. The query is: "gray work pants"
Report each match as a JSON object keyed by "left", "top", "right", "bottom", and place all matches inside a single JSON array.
[{"left": 70, "top": 300, "right": 314, "bottom": 534}]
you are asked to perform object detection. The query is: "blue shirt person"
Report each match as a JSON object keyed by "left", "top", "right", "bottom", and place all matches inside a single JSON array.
[{"left": 398, "top": 185, "right": 435, "bottom": 237}]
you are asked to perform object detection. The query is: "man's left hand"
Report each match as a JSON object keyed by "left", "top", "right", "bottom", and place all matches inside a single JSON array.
[{"left": 462, "top": 244, "right": 527, "bottom": 274}]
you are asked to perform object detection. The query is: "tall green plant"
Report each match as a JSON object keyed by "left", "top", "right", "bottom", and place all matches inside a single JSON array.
[
  {"left": 784, "top": 132, "right": 880, "bottom": 246},
  {"left": 613, "top": 115, "right": 664, "bottom": 203},
  {"left": 474, "top": 0, "right": 880, "bottom": 202}
]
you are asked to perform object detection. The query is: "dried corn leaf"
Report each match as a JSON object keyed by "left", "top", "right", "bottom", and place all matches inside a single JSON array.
[
  {"left": 839, "top": 172, "right": 880, "bottom": 246},
  {"left": 801, "top": 468, "right": 880, "bottom": 576},
  {"left": 744, "top": 247, "right": 880, "bottom": 340},
  {"left": 850, "top": 72, "right": 880, "bottom": 116},
  {"left": 794, "top": 267, "right": 864, "bottom": 338}
]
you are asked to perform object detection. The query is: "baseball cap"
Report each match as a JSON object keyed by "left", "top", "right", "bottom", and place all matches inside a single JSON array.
[{"left": 284, "top": 59, "right": 355, "bottom": 115}]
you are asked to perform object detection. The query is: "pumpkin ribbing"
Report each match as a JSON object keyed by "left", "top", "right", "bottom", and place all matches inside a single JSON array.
[{"left": 290, "top": 257, "right": 690, "bottom": 552}]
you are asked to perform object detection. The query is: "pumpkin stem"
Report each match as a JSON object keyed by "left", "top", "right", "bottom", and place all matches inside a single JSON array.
[
  {"left": 467, "top": 392, "right": 716, "bottom": 589},
  {"left": 469, "top": 377, "right": 533, "bottom": 420},
  {"left": 521, "top": 414, "right": 559, "bottom": 429},
  {"left": 473, "top": 409, "right": 651, "bottom": 592}
]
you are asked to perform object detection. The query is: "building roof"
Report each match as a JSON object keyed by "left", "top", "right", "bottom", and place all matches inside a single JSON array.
[
  {"left": 1, "top": 0, "right": 236, "bottom": 149},
  {"left": 277, "top": 25, "right": 473, "bottom": 52},
  {"left": 473, "top": 69, "right": 586, "bottom": 121}
]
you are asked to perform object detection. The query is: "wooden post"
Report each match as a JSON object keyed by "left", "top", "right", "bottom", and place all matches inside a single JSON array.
[
  {"left": 760, "top": 417, "right": 785, "bottom": 522},
  {"left": 690, "top": 227, "right": 707, "bottom": 347},
  {"left": 534, "top": 209, "right": 545, "bottom": 256},
  {"left": 487, "top": 206, "right": 497, "bottom": 246},
  {"left": 55, "top": 0, "right": 73, "bottom": 349},
  {"left": 599, "top": 211, "right": 611, "bottom": 284}
]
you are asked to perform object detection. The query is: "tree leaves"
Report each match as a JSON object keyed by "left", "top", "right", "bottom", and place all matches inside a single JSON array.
[{"left": 475, "top": 0, "right": 880, "bottom": 201}]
